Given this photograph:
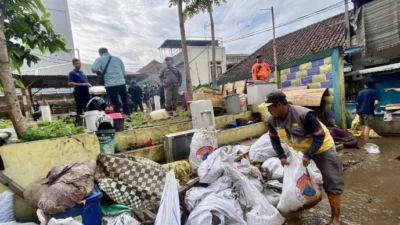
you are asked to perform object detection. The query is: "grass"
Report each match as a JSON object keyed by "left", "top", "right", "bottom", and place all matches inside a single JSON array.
[
  {"left": 21, "top": 119, "right": 85, "bottom": 142},
  {"left": 0, "top": 119, "right": 12, "bottom": 129},
  {"left": 125, "top": 111, "right": 190, "bottom": 129}
]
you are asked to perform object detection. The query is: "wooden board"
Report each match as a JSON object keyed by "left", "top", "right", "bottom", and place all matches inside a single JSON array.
[
  {"left": 283, "top": 88, "right": 328, "bottom": 107},
  {"left": 223, "top": 83, "right": 234, "bottom": 96},
  {"left": 282, "top": 86, "right": 308, "bottom": 91},
  {"left": 385, "top": 104, "right": 400, "bottom": 111},
  {"left": 234, "top": 80, "right": 246, "bottom": 94}
]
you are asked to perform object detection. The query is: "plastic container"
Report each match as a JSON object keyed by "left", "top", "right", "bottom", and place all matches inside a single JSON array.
[
  {"left": 109, "top": 113, "right": 123, "bottom": 119},
  {"left": 224, "top": 94, "right": 241, "bottom": 115},
  {"left": 154, "top": 96, "right": 161, "bottom": 111},
  {"left": 51, "top": 185, "right": 103, "bottom": 225},
  {"left": 84, "top": 110, "right": 105, "bottom": 131},
  {"left": 239, "top": 94, "right": 247, "bottom": 112},
  {"left": 113, "top": 119, "right": 125, "bottom": 132},
  {"left": 150, "top": 109, "right": 170, "bottom": 120},
  {"left": 190, "top": 100, "right": 216, "bottom": 129},
  {"left": 247, "top": 82, "right": 277, "bottom": 105},
  {"left": 95, "top": 129, "right": 115, "bottom": 154}
]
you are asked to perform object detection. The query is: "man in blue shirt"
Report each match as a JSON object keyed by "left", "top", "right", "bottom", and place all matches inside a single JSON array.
[
  {"left": 356, "top": 80, "right": 379, "bottom": 145},
  {"left": 68, "top": 58, "right": 91, "bottom": 115},
  {"left": 92, "top": 48, "right": 132, "bottom": 122}
]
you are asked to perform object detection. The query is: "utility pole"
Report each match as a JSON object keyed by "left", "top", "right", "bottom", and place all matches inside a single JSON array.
[
  {"left": 261, "top": 7, "right": 279, "bottom": 87},
  {"left": 344, "top": 0, "right": 351, "bottom": 48}
]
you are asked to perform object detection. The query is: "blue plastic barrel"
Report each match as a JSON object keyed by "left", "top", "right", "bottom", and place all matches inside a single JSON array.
[{"left": 51, "top": 185, "right": 103, "bottom": 225}]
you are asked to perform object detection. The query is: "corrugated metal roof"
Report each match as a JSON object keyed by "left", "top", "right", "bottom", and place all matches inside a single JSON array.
[
  {"left": 357, "top": 0, "right": 400, "bottom": 56},
  {"left": 19, "top": 63, "right": 96, "bottom": 76}
]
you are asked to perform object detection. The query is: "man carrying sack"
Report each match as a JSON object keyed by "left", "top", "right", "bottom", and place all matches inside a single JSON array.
[
  {"left": 159, "top": 57, "right": 182, "bottom": 112},
  {"left": 266, "top": 90, "right": 344, "bottom": 225}
]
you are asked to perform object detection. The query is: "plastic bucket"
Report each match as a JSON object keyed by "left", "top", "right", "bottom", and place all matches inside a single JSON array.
[
  {"left": 224, "top": 94, "right": 241, "bottom": 115},
  {"left": 84, "top": 110, "right": 105, "bottom": 131},
  {"left": 113, "top": 118, "right": 125, "bottom": 132},
  {"left": 51, "top": 185, "right": 103, "bottom": 225},
  {"left": 95, "top": 129, "right": 115, "bottom": 154}
]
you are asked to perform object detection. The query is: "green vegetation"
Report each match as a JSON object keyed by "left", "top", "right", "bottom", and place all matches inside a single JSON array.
[
  {"left": 0, "top": 119, "right": 12, "bottom": 129},
  {"left": 21, "top": 119, "right": 84, "bottom": 142}
]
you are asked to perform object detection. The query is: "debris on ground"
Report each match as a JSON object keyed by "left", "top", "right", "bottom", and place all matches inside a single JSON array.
[{"left": 342, "top": 159, "right": 364, "bottom": 171}]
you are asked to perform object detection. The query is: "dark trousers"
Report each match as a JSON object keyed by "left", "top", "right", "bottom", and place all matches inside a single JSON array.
[
  {"left": 106, "top": 85, "right": 130, "bottom": 115},
  {"left": 73, "top": 92, "right": 91, "bottom": 115},
  {"left": 131, "top": 99, "right": 144, "bottom": 112},
  {"left": 160, "top": 86, "right": 165, "bottom": 108},
  {"left": 33, "top": 112, "right": 42, "bottom": 121},
  {"left": 164, "top": 86, "right": 179, "bottom": 111}
]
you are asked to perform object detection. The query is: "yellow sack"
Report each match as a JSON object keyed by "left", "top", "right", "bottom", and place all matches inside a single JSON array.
[{"left": 162, "top": 160, "right": 191, "bottom": 185}]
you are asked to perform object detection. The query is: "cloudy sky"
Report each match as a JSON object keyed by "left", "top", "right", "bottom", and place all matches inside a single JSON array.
[{"left": 67, "top": 0, "right": 349, "bottom": 72}]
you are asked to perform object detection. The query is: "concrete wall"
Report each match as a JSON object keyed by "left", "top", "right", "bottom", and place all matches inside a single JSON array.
[
  {"left": 20, "top": 0, "right": 75, "bottom": 70},
  {"left": 115, "top": 111, "right": 252, "bottom": 151},
  {"left": 0, "top": 111, "right": 253, "bottom": 221},
  {"left": 172, "top": 46, "right": 227, "bottom": 88},
  {"left": 0, "top": 134, "right": 100, "bottom": 222}
]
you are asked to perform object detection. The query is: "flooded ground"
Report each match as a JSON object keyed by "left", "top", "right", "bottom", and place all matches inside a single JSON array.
[{"left": 286, "top": 137, "right": 400, "bottom": 225}]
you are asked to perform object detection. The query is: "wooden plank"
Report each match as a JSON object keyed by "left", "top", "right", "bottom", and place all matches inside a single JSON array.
[
  {"left": 282, "top": 86, "right": 308, "bottom": 91},
  {"left": 385, "top": 105, "right": 400, "bottom": 111},
  {"left": 0, "top": 172, "right": 25, "bottom": 198},
  {"left": 283, "top": 88, "right": 328, "bottom": 107},
  {"left": 223, "top": 83, "right": 234, "bottom": 96},
  {"left": 234, "top": 80, "right": 246, "bottom": 94}
]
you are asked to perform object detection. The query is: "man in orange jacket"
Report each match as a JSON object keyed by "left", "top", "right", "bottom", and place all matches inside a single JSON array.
[{"left": 252, "top": 55, "right": 271, "bottom": 81}]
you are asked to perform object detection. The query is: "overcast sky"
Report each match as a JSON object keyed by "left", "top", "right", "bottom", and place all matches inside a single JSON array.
[{"left": 68, "top": 0, "right": 349, "bottom": 72}]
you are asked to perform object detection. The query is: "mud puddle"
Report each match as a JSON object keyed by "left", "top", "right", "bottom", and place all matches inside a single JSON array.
[{"left": 286, "top": 137, "right": 400, "bottom": 225}]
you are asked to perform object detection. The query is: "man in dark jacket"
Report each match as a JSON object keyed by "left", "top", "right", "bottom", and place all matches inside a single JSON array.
[
  {"left": 128, "top": 80, "right": 144, "bottom": 112},
  {"left": 159, "top": 57, "right": 182, "bottom": 111}
]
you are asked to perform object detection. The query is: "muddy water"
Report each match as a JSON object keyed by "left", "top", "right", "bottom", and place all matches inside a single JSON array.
[{"left": 286, "top": 137, "right": 400, "bottom": 225}]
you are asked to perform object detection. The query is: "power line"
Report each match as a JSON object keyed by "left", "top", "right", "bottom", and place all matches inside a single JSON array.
[{"left": 224, "top": 1, "right": 347, "bottom": 44}]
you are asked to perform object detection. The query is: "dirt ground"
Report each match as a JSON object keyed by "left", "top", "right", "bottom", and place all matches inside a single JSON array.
[{"left": 285, "top": 137, "right": 400, "bottom": 225}]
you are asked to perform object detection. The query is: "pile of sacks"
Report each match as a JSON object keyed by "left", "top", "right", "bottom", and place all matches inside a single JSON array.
[{"left": 185, "top": 130, "right": 324, "bottom": 224}]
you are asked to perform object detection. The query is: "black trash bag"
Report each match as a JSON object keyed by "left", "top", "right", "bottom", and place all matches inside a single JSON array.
[{"left": 86, "top": 97, "right": 106, "bottom": 111}]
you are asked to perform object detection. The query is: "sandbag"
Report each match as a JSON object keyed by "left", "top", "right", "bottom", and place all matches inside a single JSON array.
[
  {"left": 236, "top": 165, "right": 263, "bottom": 192},
  {"left": 103, "top": 213, "right": 140, "bottom": 225},
  {"left": 224, "top": 166, "right": 285, "bottom": 225},
  {"left": 262, "top": 157, "right": 284, "bottom": 180},
  {"left": 207, "top": 175, "right": 233, "bottom": 193},
  {"left": 263, "top": 188, "right": 281, "bottom": 207},
  {"left": 0, "top": 222, "right": 37, "bottom": 225},
  {"left": 277, "top": 147, "right": 323, "bottom": 215},
  {"left": 0, "top": 191, "right": 15, "bottom": 223},
  {"left": 198, "top": 147, "right": 235, "bottom": 184},
  {"left": 249, "top": 133, "right": 277, "bottom": 162},
  {"left": 48, "top": 218, "right": 83, "bottom": 225},
  {"left": 185, "top": 187, "right": 215, "bottom": 212},
  {"left": 187, "top": 193, "right": 247, "bottom": 225},
  {"left": 155, "top": 171, "right": 181, "bottom": 225},
  {"left": 24, "top": 179, "right": 48, "bottom": 208},
  {"left": 38, "top": 163, "right": 94, "bottom": 214},
  {"left": 189, "top": 127, "right": 218, "bottom": 172}
]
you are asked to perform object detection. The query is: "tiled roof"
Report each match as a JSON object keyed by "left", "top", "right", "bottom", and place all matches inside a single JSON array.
[
  {"left": 218, "top": 13, "right": 347, "bottom": 83},
  {"left": 138, "top": 59, "right": 163, "bottom": 74}
]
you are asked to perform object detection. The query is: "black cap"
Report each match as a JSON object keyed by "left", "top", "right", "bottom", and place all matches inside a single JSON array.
[
  {"left": 256, "top": 55, "right": 262, "bottom": 59},
  {"left": 165, "top": 57, "right": 172, "bottom": 61},
  {"left": 265, "top": 90, "right": 287, "bottom": 106}
]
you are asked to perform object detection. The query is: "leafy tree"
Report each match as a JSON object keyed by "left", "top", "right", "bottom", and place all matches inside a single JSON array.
[
  {"left": 184, "top": 0, "right": 227, "bottom": 88},
  {"left": 0, "top": 0, "right": 67, "bottom": 137},
  {"left": 169, "top": 0, "right": 193, "bottom": 100}
]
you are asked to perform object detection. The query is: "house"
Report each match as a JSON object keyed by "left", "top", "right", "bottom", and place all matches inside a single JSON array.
[
  {"left": 226, "top": 54, "right": 250, "bottom": 70},
  {"left": 159, "top": 39, "right": 227, "bottom": 90},
  {"left": 219, "top": 13, "right": 348, "bottom": 128},
  {"left": 138, "top": 59, "right": 163, "bottom": 75},
  {"left": 345, "top": 0, "right": 400, "bottom": 134}
]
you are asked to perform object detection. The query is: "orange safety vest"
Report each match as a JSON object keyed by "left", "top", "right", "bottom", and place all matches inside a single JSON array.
[{"left": 252, "top": 62, "right": 271, "bottom": 80}]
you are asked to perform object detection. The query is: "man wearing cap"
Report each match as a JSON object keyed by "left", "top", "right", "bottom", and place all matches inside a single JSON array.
[
  {"left": 159, "top": 57, "right": 182, "bottom": 111},
  {"left": 252, "top": 55, "right": 271, "bottom": 81},
  {"left": 266, "top": 90, "right": 343, "bottom": 225}
]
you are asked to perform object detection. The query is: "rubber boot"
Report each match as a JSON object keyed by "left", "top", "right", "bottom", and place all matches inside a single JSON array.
[{"left": 328, "top": 193, "right": 342, "bottom": 225}]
